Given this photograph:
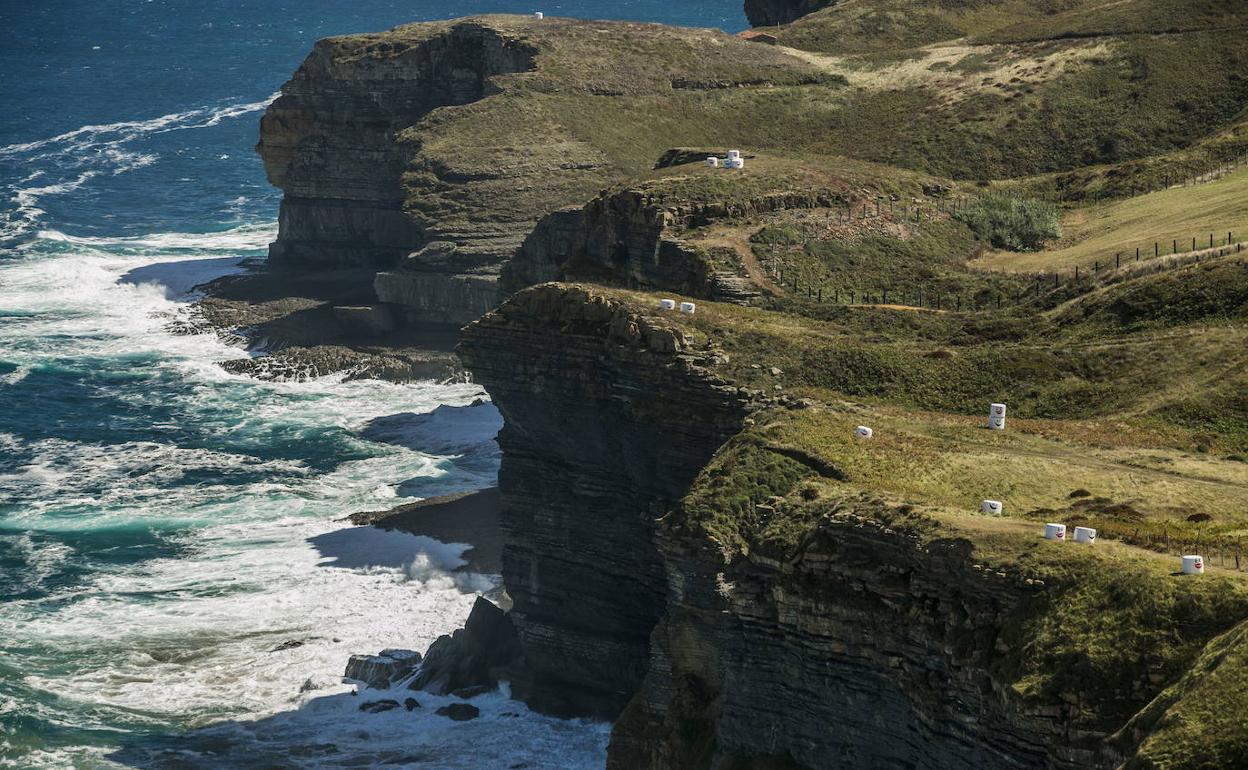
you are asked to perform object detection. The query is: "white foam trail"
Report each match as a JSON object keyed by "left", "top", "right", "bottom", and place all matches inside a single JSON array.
[
  {"left": 33, "top": 221, "right": 278, "bottom": 252},
  {"left": 0, "top": 94, "right": 279, "bottom": 156}
]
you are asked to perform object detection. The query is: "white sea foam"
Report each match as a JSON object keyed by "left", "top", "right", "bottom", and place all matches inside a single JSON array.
[
  {"left": 0, "top": 94, "right": 279, "bottom": 157},
  {"left": 0, "top": 224, "right": 607, "bottom": 769}
]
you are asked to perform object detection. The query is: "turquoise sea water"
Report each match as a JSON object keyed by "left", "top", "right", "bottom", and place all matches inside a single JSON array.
[{"left": 0, "top": 2, "right": 746, "bottom": 767}]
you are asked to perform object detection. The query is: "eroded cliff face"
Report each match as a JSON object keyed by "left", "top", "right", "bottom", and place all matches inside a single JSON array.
[
  {"left": 258, "top": 22, "right": 536, "bottom": 273},
  {"left": 611, "top": 515, "right": 1092, "bottom": 770},
  {"left": 502, "top": 183, "right": 840, "bottom": 302},
  {"left": 744, "top": 0, "right": 835, "bottom": 28},
  {"left": 457, "top": 285, "right": 763, "bottom": 718}
]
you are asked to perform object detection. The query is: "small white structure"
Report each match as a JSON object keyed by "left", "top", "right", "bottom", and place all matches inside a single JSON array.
[
  {"left": 988, "top": 402, "right": 1007, "bottom": 430},
  {"left": 724, "top": 157, "right": 745, "bottom": 170},
  {"left": 679, "top": 301, "right": 696, "bottom": 314},
  {"left": 981, "top": 500, "right": 1003, "bottom": 516},
  {"left": 659, "top": 298, "right": 676, "bottom": 311},
  {"left": 855, "top": 426, "right": 873, "bottom": 439},
  {"left": 1073, "top": 526, "right": 1097, "bottom": 544},
  {"left": 1044, "top": 523, "right": 1066, "bottom": 541},
  {"left": 706, "top": 156, "right": 720, "bottom": 168},
  {"left": 1182, "top": 555, "right": 1205, "bottom": 575},
  {"left": 727, "top": 149, "right": 741, "bottom": 160},
  {"left": 534, "top": 12, "right": 544, "bottom": 20}
]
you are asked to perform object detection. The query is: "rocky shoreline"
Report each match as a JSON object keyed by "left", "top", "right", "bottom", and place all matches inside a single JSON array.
[{"left": 188, "top": 264, "right": 464, "bottom": 383}]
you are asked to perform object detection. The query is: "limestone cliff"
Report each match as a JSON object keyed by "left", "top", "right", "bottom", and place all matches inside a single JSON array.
[
  {"left": 257, "top": 15, "right": 831, "bottom": 326},
  {"left": 457, "top": 284, "right": 765, "bottom": 717}
]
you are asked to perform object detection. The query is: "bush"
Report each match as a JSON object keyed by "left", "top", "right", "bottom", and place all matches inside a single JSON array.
[{"left": 955, "top": 193, "right": 1062, "bottom": 251}]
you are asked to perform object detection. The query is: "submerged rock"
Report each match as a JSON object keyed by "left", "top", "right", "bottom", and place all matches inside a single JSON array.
[
  {"left": 404, "top": 697, "right": 422, "bottom": 711},
  {"left": 358, "top": 699, "right": 401, "bottom": 714},
  {"left": 435, "top": 703, "right": 480, "bottom": 721}
]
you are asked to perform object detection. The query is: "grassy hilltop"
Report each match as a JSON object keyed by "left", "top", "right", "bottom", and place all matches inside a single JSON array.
[{"left": 305, "top": 0, "right": 1246, "bottom": 272}]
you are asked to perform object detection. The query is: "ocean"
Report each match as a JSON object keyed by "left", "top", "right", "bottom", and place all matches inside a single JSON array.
[{"left": 0, "top": 2, "right": 747, "bottom": 768}]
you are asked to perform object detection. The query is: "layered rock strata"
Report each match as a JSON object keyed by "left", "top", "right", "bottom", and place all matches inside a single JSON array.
[
  {"left": 459, "top": 283, "right": 1248, "bottom": 769},
  {"left": 611, "top": 514, "right": 1087, "bottom": 770},
  {"left": 258, "top": 22, "right": 538, "bottom": 271},
  {"left": 258, "top": 15, "right": 831, "bottom": 325},
  {"left": 502, "top": 186, "right": 842, "bottom": 302},
  {"left": 458, "top": 284, "right": 764, "bottom": 717}
]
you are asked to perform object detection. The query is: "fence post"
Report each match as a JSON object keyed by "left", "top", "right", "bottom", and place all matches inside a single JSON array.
[
  {"left": 1155, "top": 242, "right": 1159, "bottom": 257},
  {"left": 1116, "top": 253, "right": 1120, "bottom": 268}
]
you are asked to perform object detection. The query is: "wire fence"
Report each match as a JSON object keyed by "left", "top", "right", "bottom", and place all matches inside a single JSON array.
[{"left": 766, "top": 240, "right": 1246, "bottom": 312}]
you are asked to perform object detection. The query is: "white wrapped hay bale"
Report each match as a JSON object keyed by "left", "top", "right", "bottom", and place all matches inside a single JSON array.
[
  {"left": 659, "top": 298, "right": 676, "bottom": 311},
  {"left": 855, "top": 426, "right": 873, "bottom": 439},
  {"left": 1182, "top": 555, "right": 1205, "bottom": 575},
  {"left": 980, "top": 500, "right": 1003, "bottom": 515},
  {"left": 727, "top": 149, "right": 741, "bottom": 160},
  {"left": 1073, "top": 526, "right": 1097, "bottom": 544},
  {"left": 679, "top": 301, "right": 696, "bottom": 314},
  {"left": 534, "top": 11, "right": 544, "bottom": 19},
  {"left": 987, "top": 403, "right": 1007, "bottom": 430},
  {"left": 706, "top": 156, "right": 720, "bottom": 168},
  {"left": 1044, "top": 523, "right": 1066, "bottom": 541}
]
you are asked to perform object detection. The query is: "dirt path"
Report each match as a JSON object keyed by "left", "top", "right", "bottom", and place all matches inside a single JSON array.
[{"left": 695, "top": 227, "right": 783, "bottom": 295}]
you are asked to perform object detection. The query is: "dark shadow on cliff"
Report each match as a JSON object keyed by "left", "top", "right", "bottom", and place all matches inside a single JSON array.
[
  {"left": 307, "top": 524, "right": 472, "bottom": 572},
  {"left": 347, "top": 488, "right": 503, "bottom": 575},
  {"left": 120, "top": 257, "right": 247, "bottom": 299},
  {"left": 359, "top": 403, "right": 503, "bottom": 493},
  {"left": 360, "top": 403, "right": 501, "bottom": 451}
]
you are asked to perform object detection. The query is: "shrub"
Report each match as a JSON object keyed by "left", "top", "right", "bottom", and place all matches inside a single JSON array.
[{"left": 955, "top": 193, "right": 1062, "bottom": 251}]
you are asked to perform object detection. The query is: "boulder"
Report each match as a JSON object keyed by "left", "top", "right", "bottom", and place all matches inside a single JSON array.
[
  {"left": 344, "top": 648, "right": 422, "bottom": 689},
  {"left": 358, "top": 699, "right": 401, "bottom": 713},
  {"left": 409, "top": 597, "right": 522, "bottom": 695}
]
